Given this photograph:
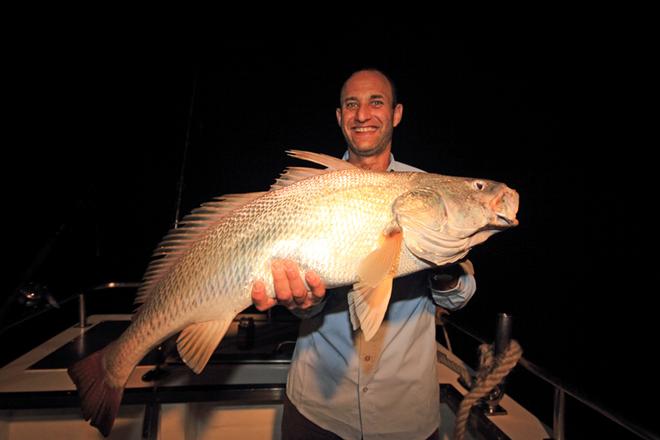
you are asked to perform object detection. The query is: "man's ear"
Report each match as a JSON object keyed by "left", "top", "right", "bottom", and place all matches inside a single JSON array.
[
  {"left": 336, "top": 108, "right": 342, "bottom": 126},
  {"left": 393, "top": 103, "right": 403, "bottom": 127}
]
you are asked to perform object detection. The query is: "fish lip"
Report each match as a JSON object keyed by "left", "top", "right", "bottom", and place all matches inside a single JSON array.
[{"left": 496, "top": 213, "right": 519, "bottom": 227}]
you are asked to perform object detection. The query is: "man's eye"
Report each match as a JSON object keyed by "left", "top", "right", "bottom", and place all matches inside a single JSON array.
[
  {"left": 371, "top": 100, "right": 384, "bottom": 107},
  {"left": 345, "top": 102, "right": 358, "bottom": 109}
]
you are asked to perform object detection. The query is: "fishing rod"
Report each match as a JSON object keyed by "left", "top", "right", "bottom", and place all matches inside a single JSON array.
[{"left": 173, "top": 66, "right": 199, "bottom": 229}]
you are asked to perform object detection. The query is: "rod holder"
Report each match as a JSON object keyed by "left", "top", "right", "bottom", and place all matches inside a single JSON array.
[
  {"left": 494, "top": 312, "right": 513, "bottom": 356},
  {"left": 481, "top": 313, "right": 513, "bottom": 415}
]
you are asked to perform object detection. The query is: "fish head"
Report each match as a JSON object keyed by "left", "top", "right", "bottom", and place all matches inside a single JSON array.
[
  {"left": 394, "top": 173, "right": 519, "bottom": 265},
  {"left": 438, "top": 175, "right": 518, "bottom": 235}
]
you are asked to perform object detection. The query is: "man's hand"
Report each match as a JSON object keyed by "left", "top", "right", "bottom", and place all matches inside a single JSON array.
[
  {"left": 251, "top": 260, "right": 326, "bottom": 311},
  {"left": 429, "top": 258, "right": 474, "bottom": 291}
]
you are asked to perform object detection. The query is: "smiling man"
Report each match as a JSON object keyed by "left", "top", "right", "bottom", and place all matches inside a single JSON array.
[
  {"left": 337, "top": 70, "right": 403, "bottom": 168},
  {"left": 252, "top": 68, "right": 476, "bottom": 440}
]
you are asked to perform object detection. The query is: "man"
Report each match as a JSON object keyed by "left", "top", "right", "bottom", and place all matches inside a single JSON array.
[{"left": 252, "top": 69, "right": 476, "bottom": 440}]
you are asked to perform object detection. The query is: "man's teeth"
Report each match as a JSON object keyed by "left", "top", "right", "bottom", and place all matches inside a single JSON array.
[{"left": 354, "top": 127, "right": 377, "bottom": 132}]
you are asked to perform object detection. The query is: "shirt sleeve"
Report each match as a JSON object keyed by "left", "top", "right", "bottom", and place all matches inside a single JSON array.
[
  {"left": 288, "top": 296, "right": 328, "bottom": 319},
  {"left": 430, "top": 273, "right": 476, "bottom": 311}
]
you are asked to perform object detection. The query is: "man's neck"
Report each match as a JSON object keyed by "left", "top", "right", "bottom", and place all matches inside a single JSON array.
[{"left": 347, "top": 147, "right": 392, "bottom": 171}]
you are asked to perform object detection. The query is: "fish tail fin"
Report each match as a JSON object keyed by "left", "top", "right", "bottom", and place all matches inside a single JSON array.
[{"left": 67, "top": 344, "right": 125, "bottom": 437}]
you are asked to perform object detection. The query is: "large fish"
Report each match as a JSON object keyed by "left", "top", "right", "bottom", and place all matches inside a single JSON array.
[{"left": 68, "top": 150, "right": 519, "bottom": 436}]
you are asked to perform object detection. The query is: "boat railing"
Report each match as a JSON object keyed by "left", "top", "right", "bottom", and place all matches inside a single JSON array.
[
  {"left": 440, "top": 315, "right": 657, "bottom": 440},
  {"left": 73, "top": 281, "right": 142, "bottom": 327},
  {"left": 3, "top": 283, "right": 657, "bottom": 439},
  {"left": 1, "top": 282, "right": 142, "bottom": 336}
]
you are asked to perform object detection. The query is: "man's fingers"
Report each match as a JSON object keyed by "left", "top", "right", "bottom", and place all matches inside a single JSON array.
[
  {"left": 266, "top": 260, "right": 326, "bottom": 311},
  {"left": 306, "top": 271, "right": 326, "bottom": 302},
  {"left": 284, "top": 260, "right": 307, "bottom": 305},
  {"left": 251, "top": 280, "right": 277, "bottom": 311},
  {"left": 271, "top": 260, "right": 293, "bottom": 304}
]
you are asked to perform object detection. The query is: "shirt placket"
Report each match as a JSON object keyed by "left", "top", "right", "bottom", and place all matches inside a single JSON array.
[{"left": 356, "top": 323, "right": 388, "bottom": 435}]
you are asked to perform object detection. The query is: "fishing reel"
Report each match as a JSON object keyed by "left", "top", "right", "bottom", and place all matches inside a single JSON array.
[{"left": 14, "top": 281, "right": 60, "bottom": 309}]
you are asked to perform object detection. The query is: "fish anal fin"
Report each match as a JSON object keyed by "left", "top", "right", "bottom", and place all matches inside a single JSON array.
[
  {"left": 349, "top": 226, "right": 403, "bottom": 341},
  {"left": 176, "top": 319, "right": 232, "bottom": 374}
]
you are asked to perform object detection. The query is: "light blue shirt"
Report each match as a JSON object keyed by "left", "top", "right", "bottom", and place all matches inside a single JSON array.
[{"left": 286, "top": 153, "right": 476, "bottom": 440}]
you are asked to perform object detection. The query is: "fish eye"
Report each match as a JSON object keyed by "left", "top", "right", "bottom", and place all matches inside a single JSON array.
[{"left": 473, "top": 180, "right": 486, "bottom": 191}]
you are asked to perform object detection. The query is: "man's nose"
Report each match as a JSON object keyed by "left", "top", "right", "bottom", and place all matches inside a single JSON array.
[{"left": 355, "top": 105, "right": 371, "bottom": 122}]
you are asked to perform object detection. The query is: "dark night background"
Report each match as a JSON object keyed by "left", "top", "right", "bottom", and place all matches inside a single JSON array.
[{"left": 3, "top": 24, "right": 654, "bottom": 437}]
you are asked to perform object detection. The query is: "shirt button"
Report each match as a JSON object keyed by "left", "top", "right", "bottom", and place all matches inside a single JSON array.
[
  {"left": 362, "top": 387, "right": 368, "bottom": 393},
  {"left": 364, "top": 355, "right": 371, "bottom": 361}
]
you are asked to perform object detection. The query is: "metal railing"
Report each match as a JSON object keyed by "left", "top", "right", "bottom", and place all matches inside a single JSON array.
[
  {"left": 4, "top": 282, "right": 657, "bottom": 439},
  {"left": 74, "top": 282, "right": 141, "bottom": 327},
  {"left": 1, "top": 282, "right": 142, "bottom": 336},
  {"left": 440, "top": 315, "right": 658, "bottom": 440}
]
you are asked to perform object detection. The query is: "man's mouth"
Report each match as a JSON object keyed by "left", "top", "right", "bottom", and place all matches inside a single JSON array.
[{"left": 353, "top": 126, "right": 378, "bottom": 133}]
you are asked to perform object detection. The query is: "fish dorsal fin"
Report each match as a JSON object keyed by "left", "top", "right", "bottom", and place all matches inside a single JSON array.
[
  {"left": 287, "top": 149, "right": 356, "bottom": 170},
  {"left": 269, "top": 166, "right": 329, "bottom": 191},
  {"left": 348, "top": 225, "right": 403, "bottom": 341},
  {"left": 176, "top": 319, "right": 233, "bottom": 374},
  {"left": 270, "top": 150, "right": 355, "bottom": 191},
  {"left": 134, "top": 191, "right": 267, "bottom": 311},
  {"left": 392, "top": 188, "right": 466, "bottom": 265},
  {"left": 135, "top": 149, "right": 349, "bottom": 312}
]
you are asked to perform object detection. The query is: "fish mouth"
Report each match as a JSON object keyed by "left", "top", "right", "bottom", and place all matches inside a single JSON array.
[
  {"left": 496, "top": 213, "right": 519, "bottom": 227},
  {"left": 491, "top": 187, "right": 519, "bottom": 228}
]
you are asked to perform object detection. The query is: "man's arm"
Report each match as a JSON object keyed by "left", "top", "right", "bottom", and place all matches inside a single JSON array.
[
  {"left": 251, "top": 260, "right": 328, "bottom": 318},
  {"left": 429, "top": 259, "right": 476, "bottom": 311}
]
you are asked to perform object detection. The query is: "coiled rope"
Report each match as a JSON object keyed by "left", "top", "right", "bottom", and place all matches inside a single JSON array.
[{"left": 453, "top": 340, "right": 523, "bottom": 440}]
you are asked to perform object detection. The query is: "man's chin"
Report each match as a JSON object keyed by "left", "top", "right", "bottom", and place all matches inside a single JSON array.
[{"left": 348, "top": 143, "right": 387, "bottom": 157}]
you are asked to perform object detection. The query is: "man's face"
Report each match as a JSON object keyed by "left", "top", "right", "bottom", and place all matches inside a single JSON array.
[{"left": 336, "top": 70, "right": 403, "bottom": 158}]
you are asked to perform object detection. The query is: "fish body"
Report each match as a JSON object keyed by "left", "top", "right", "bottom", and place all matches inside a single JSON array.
[{"left": 68, "top": 151, "right": 519, "bottom": 436}]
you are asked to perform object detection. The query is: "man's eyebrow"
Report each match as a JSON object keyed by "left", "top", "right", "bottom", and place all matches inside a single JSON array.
[{"left": 343, "top": 94, "right": 386, "bottom": 103}]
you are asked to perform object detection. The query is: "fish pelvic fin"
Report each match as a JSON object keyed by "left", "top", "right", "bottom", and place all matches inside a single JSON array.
[
  {"left": 176, "top": 318, "right": 233, "bottom": 374},
  {"left": 348, "top": 225, "right": 403, "bottom": 341},
  {"left": 67, "top": 345, "right": 124, "bottom": 437}
]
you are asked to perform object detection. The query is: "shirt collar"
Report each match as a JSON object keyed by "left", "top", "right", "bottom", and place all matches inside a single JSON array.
[{"left": 341, "top": 151, "right": 396, "bottom": 171}]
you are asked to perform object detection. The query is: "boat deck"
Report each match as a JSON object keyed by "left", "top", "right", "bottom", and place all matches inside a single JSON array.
[{"left": 0, "top": 314, "right": 550, "bottom": 439}]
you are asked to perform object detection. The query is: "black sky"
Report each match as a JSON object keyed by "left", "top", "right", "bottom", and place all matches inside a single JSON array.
[{"left": 4, "top": 26, "right": 653, "bottom": 434}]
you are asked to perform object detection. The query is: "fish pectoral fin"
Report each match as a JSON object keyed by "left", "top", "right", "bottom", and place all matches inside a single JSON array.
[
  {"left": 358, "top": 225, "right": 403, "bottom": 286},
  {"left": 348, "top": 226, "right": 403, "bottom": 341},
  {"left": 348, "top": 279, "right": 394, "bottom": 341},
  {"left": 176, "top": 318, "right": 232, "bottom": 374}
]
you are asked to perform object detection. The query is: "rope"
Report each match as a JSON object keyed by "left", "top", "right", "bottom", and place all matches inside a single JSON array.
[{"left": 453, "top": 340, "right": 523, "bottom": 440}]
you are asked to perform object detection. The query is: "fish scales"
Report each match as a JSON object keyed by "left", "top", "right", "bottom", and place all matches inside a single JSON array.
[{"left": 67, "top": 150, "right": 519, "bottom": 436}]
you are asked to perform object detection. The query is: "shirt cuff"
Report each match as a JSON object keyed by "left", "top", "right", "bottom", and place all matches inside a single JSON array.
[
  {"left": 288, "top": 297, "right": 328, "bottom": 319},
  {"left": 430, "top": 274, "right": 476, "bottom": 311}
]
